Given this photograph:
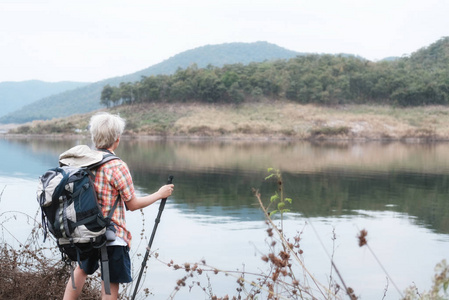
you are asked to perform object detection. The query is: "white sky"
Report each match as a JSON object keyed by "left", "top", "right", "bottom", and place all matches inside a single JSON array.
[{"left": 1, "top": 0, "right": 448, "bottom": 83}]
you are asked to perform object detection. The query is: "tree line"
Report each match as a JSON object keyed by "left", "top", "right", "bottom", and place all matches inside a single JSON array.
[{"left": 101, "top": 37, "right": 449, "bottom": 107}]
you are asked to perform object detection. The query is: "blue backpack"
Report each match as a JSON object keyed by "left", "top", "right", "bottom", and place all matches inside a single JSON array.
[{"left": 37, "top": 148, "right": 120, "bottom": 294}]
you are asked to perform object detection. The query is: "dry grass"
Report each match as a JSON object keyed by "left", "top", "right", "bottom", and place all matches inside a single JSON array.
[
  {"left": 7, "top": 101, "right": 449, "bottom": 141},
  {"left": 0, "top": 223, "right": 101, "bottom": 299}
]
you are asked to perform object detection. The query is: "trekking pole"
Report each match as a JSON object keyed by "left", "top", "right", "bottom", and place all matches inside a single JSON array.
[{"left": 131, "top": 175, "right": 174, "bottom": 300}]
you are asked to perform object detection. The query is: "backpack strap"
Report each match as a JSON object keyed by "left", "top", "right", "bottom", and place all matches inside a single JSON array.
[
  {"left": 100, "top": 245, "right": 112, "bottom": 295},
  {"left": 88, "top": 151, "right": 120, "bottom": 170},
  {"left": 89, "top": 149, "right": 121, "bottom": 296},
  {"left": 105, "top": 195, "right": 121, "bottom": 221},
  {"left": 68, "top": 260, "right": 77, "bottom": 291}
]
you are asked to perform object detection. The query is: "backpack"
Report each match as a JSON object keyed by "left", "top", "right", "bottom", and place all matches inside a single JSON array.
[{"left": 37, "top": 145, "right": 120, "bottom": 295}]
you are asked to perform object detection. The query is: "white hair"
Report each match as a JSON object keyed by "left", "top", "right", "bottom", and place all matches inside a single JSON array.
[{"left": 89, "top": 112, "right": 126, "bottom": 149}]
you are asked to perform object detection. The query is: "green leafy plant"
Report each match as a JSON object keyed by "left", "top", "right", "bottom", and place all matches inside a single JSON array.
[{"left": 265, "top": 168, "right": 292, "bottom": 220}]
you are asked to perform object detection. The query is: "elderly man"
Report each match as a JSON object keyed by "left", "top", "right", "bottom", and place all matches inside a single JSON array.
[{"left": 63, "top": 112, "right": 174, "bottom": 300}]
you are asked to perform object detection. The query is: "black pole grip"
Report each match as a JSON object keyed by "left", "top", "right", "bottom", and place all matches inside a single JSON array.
[{"left": 158, "top": 175, "right": 173, "bottom": 213}]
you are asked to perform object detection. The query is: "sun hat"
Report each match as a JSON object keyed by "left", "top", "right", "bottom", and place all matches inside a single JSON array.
[{"left": 59, "top": 145, "right": 103, "bottom": 167}]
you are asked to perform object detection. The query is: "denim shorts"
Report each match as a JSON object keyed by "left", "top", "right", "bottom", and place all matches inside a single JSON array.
[{"left": 79, "top": 246, "right": 132, "bottom": 283}]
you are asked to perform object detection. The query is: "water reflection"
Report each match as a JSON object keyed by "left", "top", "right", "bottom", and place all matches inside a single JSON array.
[
  {"left": 2, "top": 137, "right": 449, "bottom": 298},
  {"left": 2, "top": 137, "right": 449, "bottom": 235}
]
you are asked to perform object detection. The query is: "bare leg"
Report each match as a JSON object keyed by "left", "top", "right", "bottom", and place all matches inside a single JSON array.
[
  {"left": 101, "top": 282, "right": 119, "bottom": 300},
  {"left": 63, "top": 266, "right": 88, "bottom": 300}
]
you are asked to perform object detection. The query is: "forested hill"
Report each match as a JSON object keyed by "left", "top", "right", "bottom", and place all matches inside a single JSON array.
[
  {"left": 0, "top": 42, "right": 302, "bottom": 124},
  {"left": 0, "top": 80, "right": 89, "bottom": 119},
  {"left": 99, "top": 37, "right": 449, "bottom": 108},
  {"left": 4, "top": 38, "right": 447, "bottom": 124}
]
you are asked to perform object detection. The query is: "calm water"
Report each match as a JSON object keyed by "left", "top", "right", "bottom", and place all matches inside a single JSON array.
[{"left": 1, "top": 137, "right": 449, "bottom": 299}]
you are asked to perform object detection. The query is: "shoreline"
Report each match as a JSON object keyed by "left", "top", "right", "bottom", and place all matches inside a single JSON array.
[
  {"left": 2, "top": 132, "right": 449, "bottom": 144},
  {"left": 4, "top": 102, "right": 449, "bottom": 143}
]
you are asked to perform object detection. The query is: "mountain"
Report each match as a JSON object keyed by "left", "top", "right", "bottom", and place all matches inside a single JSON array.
[
  {"left": 0, "top": 80, "right": 90, "bottom": 119},
  {"left": 407, "top": 36, "right": 449, "bottom": 67},
  {"left": 0, "top": 42, "right": 302, "bottom": 124}
]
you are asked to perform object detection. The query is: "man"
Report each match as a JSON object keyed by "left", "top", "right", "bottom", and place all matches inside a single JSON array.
[{"left": 63, "top": 112, "right": 174, "bottom": 300}]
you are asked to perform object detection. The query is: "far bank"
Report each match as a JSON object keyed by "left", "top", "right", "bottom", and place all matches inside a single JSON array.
[{"left": 4, "top": 102, "right": 449, "bottom": 142}]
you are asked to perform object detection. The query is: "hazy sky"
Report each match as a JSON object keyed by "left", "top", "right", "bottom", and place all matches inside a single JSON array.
[{"left": 1, "top": 0, "right": 447, "bottom": 83}]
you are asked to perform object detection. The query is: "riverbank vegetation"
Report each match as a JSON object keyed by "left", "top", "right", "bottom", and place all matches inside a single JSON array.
[{"left": 8, "top": 101, "right": 449, "bottom": 141}]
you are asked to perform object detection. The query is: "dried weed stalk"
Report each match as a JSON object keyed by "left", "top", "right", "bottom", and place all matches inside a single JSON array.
[
  {"left": 156, "top": 169, "right": 351, "bottom": 299},
  {"left": 0, "top": 186, "right": 100, "bottom": 299}
]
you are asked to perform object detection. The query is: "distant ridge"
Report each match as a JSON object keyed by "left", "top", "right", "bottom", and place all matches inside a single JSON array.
[
  {"left": 0, "top": 42, "right": 301, "bottom": 124},
  {"left": 130, "top": 41, "right": 302, "bottom": 79},
  {"left": 0, "top": 80, "right": 89, "bottom": 119}
]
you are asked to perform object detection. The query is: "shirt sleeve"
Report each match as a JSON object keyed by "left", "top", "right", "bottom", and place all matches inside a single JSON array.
[{"left": 110, "top": 161, "right": 136, "bottom": 202}]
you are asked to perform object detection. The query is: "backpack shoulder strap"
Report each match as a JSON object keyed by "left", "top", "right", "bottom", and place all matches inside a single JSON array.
[{"left": 88, "top": 151, "right": 120, "bottom": 171}]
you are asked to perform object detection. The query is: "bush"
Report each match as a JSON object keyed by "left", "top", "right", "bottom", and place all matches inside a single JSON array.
[{"left": 310, "top": 126, "right": 350, "bottom": 137}]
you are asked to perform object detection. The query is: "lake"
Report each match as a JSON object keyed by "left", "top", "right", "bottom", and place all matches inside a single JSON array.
[{"left": 1, "top": 137, "right": 448, "bottom": 299}]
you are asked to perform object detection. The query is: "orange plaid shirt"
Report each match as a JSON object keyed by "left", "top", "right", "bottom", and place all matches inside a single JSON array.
[{"left": 93, "top": 158, "right": 135, "bottom": 247}]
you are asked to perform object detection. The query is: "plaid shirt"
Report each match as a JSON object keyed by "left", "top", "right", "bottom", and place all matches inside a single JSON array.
[{"left": 93, "top": 158, "right": 135, "bottom": 247}]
